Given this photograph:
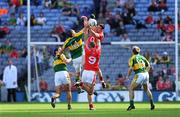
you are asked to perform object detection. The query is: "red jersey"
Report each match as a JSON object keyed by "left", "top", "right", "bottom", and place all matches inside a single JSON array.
[
  {"left": 84, "top": 44, "right": 101, "bottom": 72},
  {"left": 87, "top": 31, "right": 104, "bottom": 48}
]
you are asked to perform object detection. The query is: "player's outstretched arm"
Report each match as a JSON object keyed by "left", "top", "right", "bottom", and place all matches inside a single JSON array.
[
  {"left": 57, "top": 46, "right": 65, "bottom": 55},
  {"left": 79, "top": 15, "right": 90, "bottom": 43},
  {"left": 61, "top": 54, "right": 72, "bottom": 64},
  {"left": 81, "top": 16, "right": 88, "bottom": 26},
  {"left": 64, "top": 58, "right": 72, "bottom": 64},
  {"left": 89, "top": 27, "right": 100, "bottom": 38},
  {"left": 81, "top": 16, "right": 89, "bottom": 34}
]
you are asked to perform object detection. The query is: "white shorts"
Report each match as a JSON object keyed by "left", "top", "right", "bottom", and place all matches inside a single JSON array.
[
  {"left": 133, "top": 72, "right": 149, "bottom": 85},
  {"left": 82, "top": 70, "right": 96, "bottom": 84},
  {"left": 54, "top": 71, "right": 70, "bottom": 86},
  {"left": 73, "top": 56, "right": 83, "bottom": 73}
]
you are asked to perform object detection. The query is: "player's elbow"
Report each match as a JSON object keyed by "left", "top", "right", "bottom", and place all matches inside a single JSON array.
[
  {"left": 94, "top": 34, "right": 100, "bottom": 38},
  {"left": 128, "top": 67, "right": 132, "bottom": 71},
  {"left": 65, "top": 58, "right": 72, "bottom": 64},
  {"left": 65, "top": 60, "right": 70, "bottom": 64}
]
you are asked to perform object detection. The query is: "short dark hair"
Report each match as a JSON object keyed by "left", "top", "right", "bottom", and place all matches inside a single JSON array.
[
  {"left": 54, "top": 48, "right": 58, "bottom": 56},
  {"left": 132, "top": 46, "right": 140, "bottom": 55},
  {"left": 133, "top": 49, "right": 139, "bottom": 55},
  {"left": 99, "top": 24, "right": 104, "bottom": 29},
  {"left": 66, "top": 29, "right": 73, "bottom": 38}
]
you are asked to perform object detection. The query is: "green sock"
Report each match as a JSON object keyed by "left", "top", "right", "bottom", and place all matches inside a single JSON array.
[
  {"left": 130, "top": 100, "right": 134, "bottom": 106},
  {"left": 75, "top": 77, "right": 80, "bottom": 82},
  {"left": 150, "top": 99, "right": 154, "bottom": 106}
]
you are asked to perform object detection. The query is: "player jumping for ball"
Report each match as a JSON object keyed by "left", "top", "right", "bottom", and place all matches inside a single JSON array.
[
  {"left": 82, "top": 15, "right": 106, "bottom": 89},
  {"left": 81, "top": 41, "right": 101, "bottom": 110},
  {"left": 126, "top": 46, "right": 155, "bottom": 111},
  {"left": 59, "top": 29, "right": 85, "bottom": 94}
]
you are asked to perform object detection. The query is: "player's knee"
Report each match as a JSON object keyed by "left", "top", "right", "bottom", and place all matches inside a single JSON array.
[
  {"left": 130, "top": 83, "right": 137, "bottom": 90},
  {"left": 88, "top": 90, "right": 93, "bottom": 95},
  {"left": 130, "top": 85, "right": 134, "bottom": 90},
  {"left": 67, "top": 92, "right": 72, "bottom": 96},
  {"left": 65, "top": 85, "right": 71, "bottom": 92},
  {"left": 129, "top": 87, "right": 135, "bottom": 92},
  {"left": 76, "top": 71, "right": 80, "bottom": 75},
  {"left": 143, "top": 84, "right": 148, "bottom": 91},
  {"left": 67, "top": 94, "right": 72, "bottom": 100},
  {"left": 131, "top": 87, "right": 135, "bottom": 90},
  {"left": 143, "top": 88, "right": 148, "bottom": 92}
]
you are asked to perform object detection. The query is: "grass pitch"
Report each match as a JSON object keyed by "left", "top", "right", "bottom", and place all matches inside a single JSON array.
[{"left": 0, "top": 102, "right": 180, "bottom": 117}]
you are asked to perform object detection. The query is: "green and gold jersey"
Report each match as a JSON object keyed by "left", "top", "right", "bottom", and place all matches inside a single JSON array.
[
  {"left": 128, "top": 54, "right": 150, "bottom": 74},
  {"left": 63, "top": 31, "right": 83, "bottom": 59},
  {"left": 53, "top": 54, "right": 67, "bottom": 72}
]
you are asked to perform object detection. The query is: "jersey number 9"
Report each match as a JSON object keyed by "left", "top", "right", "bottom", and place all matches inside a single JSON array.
[{"left": 88, "top": 56, "right": 96, "bottom": 64}]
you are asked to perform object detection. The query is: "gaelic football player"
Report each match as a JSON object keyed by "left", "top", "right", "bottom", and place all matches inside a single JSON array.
[
  {"left": 82, "top": 16, "right": 106, "bottom": 89},
  {"left": 81, "top": 41, "right": 101, "bottom": 110},
  {"left": 51, "top": 47, "right": 72, "bottom": 110},
  {"left": 126, "top": 46, "right": 155, "bottom": 111},
  {"left": 59, "top": 29, "right": 85, "bottom": 93}
]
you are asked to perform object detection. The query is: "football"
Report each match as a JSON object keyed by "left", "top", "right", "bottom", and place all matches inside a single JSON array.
[{"left": 88, "top": 18, "right": 97, "bottom": 26}]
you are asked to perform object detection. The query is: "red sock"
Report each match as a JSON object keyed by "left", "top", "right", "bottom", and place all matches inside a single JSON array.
[
  {"left": 80, "top": 82, "right": 83, "bottom": 87},
  {"left": 99, "top": 76, "right": 103, "bottom": 81}
]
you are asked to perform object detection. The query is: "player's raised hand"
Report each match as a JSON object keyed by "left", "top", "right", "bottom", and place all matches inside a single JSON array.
[
  {"left": 84, "top": 21, "right": 89, "bottom": 27},
  {"left": 58, "top": 46, "right": 63, "bottom": 54},
  {"left": 81, "top": 16, "right": 88, "bottom": 27},
  {"left": 81, "top": 16, "right": 88, "bottom": 20}
]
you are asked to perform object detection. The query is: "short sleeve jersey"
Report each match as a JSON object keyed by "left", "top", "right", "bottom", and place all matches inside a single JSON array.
[
  {"left": 128, "top": 54, "right": 149, "bottom": 74},
  {"left": 63, "top": 31, "right": 83, "bottom": 59}
]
